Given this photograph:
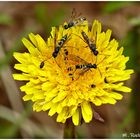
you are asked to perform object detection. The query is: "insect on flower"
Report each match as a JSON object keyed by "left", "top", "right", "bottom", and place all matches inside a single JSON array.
[
  {"left": 64, "top": 8, "right": 86, "bottom": 30},
  {"left": 81, "top": 31, "right": 98, "bottom": 56},
  {"left": 76, "top": 63, "right": 97, "bottom": 70},
  {"left": 52, "top": 34, "right": 69, "bottom": 58},
  {"left": 65, "top": 54, "right": 98, "bottom": 80},
  {"left": 13, "top": 19, "right": 134, "bottom": 126},
  {"left": 67, "top": 53, "right": 107, "bottom": 79},
  {"left": 75, "top": 63, "right": 103, "bottom": 78},
  {"left": 39, "top": 33, "right": 71, "bottom": 68}
]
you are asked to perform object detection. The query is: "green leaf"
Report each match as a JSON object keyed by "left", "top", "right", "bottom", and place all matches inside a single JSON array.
[
  {"left": 121, "top": 34, "right": 135, "bottom": 69},
  {"left": 0, "top": 13, "right": 14, "bottom": 25},
  {"left": 0, "top": 121, "right": 18, "bottom": 138},
  {"left": 120, "top": 27, "right": 139, "bottom": 71},
  {"left": 102, "top": 2, "right": 132, "bottom": 14}
]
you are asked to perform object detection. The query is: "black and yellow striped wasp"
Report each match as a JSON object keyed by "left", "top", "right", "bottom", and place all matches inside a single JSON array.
[{"left": 64, "top": 8, "right": 86, "bottom": 30}]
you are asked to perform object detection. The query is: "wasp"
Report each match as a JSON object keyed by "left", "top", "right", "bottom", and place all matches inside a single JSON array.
[
  {"left": 39, "top": 32, "right": 70, "bottom": 69},
  {"left": 66, "top": 54, "right": 93, "bottom": 77},
  {"left": 75, "top": 59, "right": 107, "bottom": 78},
  {"left": 81, "top": 31, "right": 111, "bottom": 59},
  {"left": 70, "top": 30, "right": 98, "bottom": 57},
  {"left": 81, "top": 31, "right": 98, "bottom": 56},
  {"left": 65, "top": 54, "right": 102, "bottom": 85},
  {"left": 70, "top": 54, "right": 107, "bottom": 78},
  {"left": 75, "top": 63, "right": 98, "bottom": 76},
  {"left": 76, "top": 63, "right": 97, "bottom": 69},
  {"left": 52, "top": 34, "right": 68, "bottom": 58},
  {"left": 65, "top": 54, "right": 88, "bottom": 81},
  {"left": 64, "top": 8, "right": 86, "bottom": 30}
]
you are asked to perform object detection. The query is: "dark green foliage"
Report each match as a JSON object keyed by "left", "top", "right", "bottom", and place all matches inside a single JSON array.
[
  {"left": 102, "top": 2, "right": 133, "bottom": 14},
  {"left": 121, "top": 26, "right": 140, "bottom": 71}
]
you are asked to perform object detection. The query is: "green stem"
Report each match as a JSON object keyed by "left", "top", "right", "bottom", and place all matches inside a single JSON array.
[{"left": 63, "top": 118, "right": 76, "bottom": 138}]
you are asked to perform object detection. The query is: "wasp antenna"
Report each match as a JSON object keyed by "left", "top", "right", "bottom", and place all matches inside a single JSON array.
[
  {"left": 67, "top": 33, "right": 71, "bottom": 39},
  {"left": 73, "top": 8, "right": 76, "bottom": 14},
  {"left": 64, "top": 34, "right": 71, "bottom": 44},
  {"left": 97, "top": 56, "right": 107, "bottom": 66},
  {"left": 54, "top": 59, "right": 63, "bottom": 72},
  {"left": 99, "top": 53, "right": 110, "bottom": 57},
  {"left": 71, "top": 8, "right": 76, "bottom": 19},
  {"left": 71, "top": 33, "right": 86, "bottom": 43},
  {"left": 77, "top": 12, "right": 82, "bottom": 18},
  {"left": 98, "top": 67, "right": 102, "bottom": 78},
  {"left": 93, "top": 56, "right": 97, "bottom": 65},
  {"left": 54, "top": 33, "right": 57, "bottom": 46}
]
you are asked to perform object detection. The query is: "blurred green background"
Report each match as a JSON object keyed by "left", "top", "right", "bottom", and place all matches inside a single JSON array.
[{"left": 0, "top": 1, "right": 140, "bottom": 138}]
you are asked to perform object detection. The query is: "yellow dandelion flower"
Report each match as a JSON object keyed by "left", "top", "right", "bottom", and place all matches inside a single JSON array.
[{"left": 13, "top": 20, "right": 134, "bottom": 126}]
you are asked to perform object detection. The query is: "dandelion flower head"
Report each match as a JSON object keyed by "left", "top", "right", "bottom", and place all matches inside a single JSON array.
[{"left": 13, "top": 20, "right": 134, "bottom": 125}]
